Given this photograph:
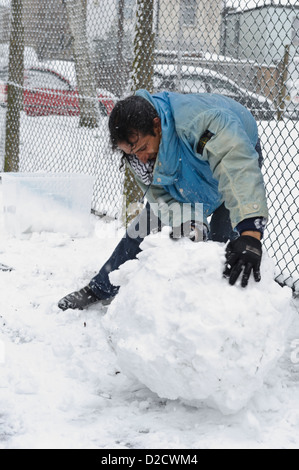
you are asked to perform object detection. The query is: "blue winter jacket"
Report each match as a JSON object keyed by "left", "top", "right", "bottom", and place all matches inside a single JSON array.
[{"left": 132, "top": 89, "right": 268, "bottom": 229}]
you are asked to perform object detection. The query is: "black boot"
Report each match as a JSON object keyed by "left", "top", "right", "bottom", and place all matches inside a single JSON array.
[
  {"left": 58, "top": 284, "right": 104, "bottom": 311},
  {"left": 0, "top": 263, "right": 13, "bottom": 272}
]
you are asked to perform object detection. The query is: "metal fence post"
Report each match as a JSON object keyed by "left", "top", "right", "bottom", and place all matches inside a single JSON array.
[{"left": 4, "top": 0, "right": 24, "bottom": 172}]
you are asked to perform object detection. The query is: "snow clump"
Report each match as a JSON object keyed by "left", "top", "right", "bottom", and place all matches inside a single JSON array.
[{"left": 102, "top": 228, "right": 296, "bottom": 415}]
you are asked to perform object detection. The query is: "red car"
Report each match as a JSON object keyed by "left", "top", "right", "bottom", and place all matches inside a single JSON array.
[{"left": 0, "top": 67, "right": 116, "bottom": 117}]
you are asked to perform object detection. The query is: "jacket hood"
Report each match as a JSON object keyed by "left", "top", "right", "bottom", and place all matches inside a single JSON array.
[{"left": 135, "top": 89, "right": 180, "bottom": 185}]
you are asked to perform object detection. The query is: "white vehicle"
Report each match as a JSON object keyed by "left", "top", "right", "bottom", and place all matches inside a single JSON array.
[{"left": 154, "top": 64, "right": 276, "bottom": 121}]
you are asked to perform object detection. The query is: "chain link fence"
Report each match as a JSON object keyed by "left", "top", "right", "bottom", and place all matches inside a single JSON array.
[{"left": 0, "top": 0, "right": 298, "bottom": 294}]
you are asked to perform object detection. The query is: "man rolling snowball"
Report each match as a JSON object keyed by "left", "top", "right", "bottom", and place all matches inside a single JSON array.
[{"left": 58, "top": 89, "right": 268, "bottom": 311}]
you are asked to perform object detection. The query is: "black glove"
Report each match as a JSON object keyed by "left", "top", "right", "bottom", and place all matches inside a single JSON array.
[
  {"left": 223, "top": 235, "right": 262, "bottom": 287},
  {"left": 170, "top": 221, "right": 208, "bottom": 242}
]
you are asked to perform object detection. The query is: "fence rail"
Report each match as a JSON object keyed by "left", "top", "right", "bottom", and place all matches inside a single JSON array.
[{"left": 0, "top": 0, "right": 298, "bottom": 294}]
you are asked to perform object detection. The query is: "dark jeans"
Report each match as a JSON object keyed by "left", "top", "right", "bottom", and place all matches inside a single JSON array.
[{"left": 90, "top": 140, "right": 263, "bottom": 300}]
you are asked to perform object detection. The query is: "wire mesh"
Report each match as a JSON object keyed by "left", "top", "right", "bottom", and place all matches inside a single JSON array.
[{"left": 0, "top": 0, "right": 298, "bottom": 293}]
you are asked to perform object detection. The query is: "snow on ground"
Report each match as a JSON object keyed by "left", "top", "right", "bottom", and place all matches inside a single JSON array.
[{"left": 0, "top": 181, "right": 299, "bottom": 449}]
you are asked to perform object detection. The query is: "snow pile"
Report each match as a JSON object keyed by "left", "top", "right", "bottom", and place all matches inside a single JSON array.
[
  {"left": 103, "top": 228, "right": 295, "bottom": 415},
  {"left": 1, "top": 172, "right": 95, "bottom": 238}
]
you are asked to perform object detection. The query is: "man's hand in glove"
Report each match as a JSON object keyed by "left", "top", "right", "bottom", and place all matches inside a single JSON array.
[
  {"left": 170, "top": 221, "right": 208, "bottom": 242},
  {"left": 223, "top": 232, "right": 262, "bottom": 287}
]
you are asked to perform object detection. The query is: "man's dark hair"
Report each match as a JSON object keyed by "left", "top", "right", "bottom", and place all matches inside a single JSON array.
[{"left": 108, "top": 95, "right": 159, "bottom": 151}]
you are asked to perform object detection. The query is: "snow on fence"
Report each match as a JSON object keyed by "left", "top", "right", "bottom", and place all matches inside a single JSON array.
[{"left": 0, "top": 0, "right": 298, "bottom": 293}]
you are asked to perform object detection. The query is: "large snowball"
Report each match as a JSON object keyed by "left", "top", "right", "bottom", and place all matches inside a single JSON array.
[{"left": 102, "top": 229, "right": 296, "bottom": 414}]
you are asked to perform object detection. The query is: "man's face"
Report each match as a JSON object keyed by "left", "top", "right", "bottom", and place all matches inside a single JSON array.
[{"left": 118, "top": 117, "right": 161, "bottom": 164}]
